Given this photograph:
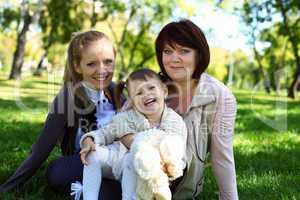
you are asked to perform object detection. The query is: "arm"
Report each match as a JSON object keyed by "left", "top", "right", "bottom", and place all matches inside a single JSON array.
[
  {"left": 80, "top": 111, "right": 136, "bottom": 147},
  {"left": 119, "top": 134, "right": 134, "bottom": 149},
  {"left": 0, "top": 90, "right": 68, "bottom": 192},
  {"left": 211, "top": 91, "right": 238, "bottom": 200}
]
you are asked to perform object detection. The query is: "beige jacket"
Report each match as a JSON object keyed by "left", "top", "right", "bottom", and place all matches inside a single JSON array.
[
  {"left": 173, "top": 73, "right": 238, "bottom": 200},
  {"left": 80, "top": 106, "right": 187, "bottom": 159}
]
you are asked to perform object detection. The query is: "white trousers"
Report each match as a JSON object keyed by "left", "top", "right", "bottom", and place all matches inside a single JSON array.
[{"left": 83, "top": 143, "right": 137, "bottom": 200}]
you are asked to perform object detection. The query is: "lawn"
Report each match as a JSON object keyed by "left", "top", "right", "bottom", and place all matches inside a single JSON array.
[{"left": 0, "top": 74, "right": 299, "bottom": 200}]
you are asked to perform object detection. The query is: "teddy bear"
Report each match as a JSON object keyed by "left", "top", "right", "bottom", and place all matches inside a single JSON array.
[{"left": 130, "top": 129, "right": 185, "bottom": 200}]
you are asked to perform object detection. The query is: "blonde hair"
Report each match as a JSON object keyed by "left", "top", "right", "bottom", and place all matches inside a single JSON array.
[{"left": 63, "top": 30, "right": 116, "bottom": 86}]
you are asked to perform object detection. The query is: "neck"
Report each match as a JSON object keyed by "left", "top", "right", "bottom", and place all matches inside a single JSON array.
[
  {"left": 146, "top": 105, "right": 165, "bottom": 126},
  {"left": 175, "top": 79, "right": 198, "bottom": 98}
]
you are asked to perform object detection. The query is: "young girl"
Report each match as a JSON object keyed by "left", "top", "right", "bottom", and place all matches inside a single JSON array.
[
  {"left": 79, "top": 69, "right": 187, "bottom": 200},
  {"left": 0, "top": 30, "right": 124, "bottom": 199}
]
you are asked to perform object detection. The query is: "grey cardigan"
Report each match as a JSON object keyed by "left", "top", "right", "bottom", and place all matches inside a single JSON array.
[{"left": 172, "top": 73, "right": 238, "bottom": 200}]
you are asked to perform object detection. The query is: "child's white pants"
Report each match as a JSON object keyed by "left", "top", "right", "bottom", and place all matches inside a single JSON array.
[{"left": 82, "top": 143, "right": 137, "bottom": 200}]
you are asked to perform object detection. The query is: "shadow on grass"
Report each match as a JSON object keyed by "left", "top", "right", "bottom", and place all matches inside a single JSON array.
[
  {"left": 33, "top": 80, "right": 61, "bottom": 86},
  {"left": 0, "top": 97, "right": 50, "bottom": 111},
  {"left": 234, "top": 141, "right": 300, "bottom": 174}
]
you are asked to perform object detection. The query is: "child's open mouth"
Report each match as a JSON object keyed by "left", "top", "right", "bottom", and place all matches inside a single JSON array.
[{"left": 144, "top": 98, "right": 157, "bottom": 106}]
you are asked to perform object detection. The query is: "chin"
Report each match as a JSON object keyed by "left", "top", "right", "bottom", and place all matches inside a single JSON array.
[{"left": 94, "top": 78, "right": 113, "bottom": 90}]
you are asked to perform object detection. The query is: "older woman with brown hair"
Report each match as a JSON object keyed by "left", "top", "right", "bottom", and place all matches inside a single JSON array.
[{"left": 155, "top": 19, "right": 238, "bottom": 199}]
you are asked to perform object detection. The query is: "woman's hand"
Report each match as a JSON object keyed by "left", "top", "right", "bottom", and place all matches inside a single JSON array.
[
  {"left": 80, "top": 137, "right": 96, "bottom": 165},
  {"left": 120, "top": 134, "right": 134, "bottom": 149}
]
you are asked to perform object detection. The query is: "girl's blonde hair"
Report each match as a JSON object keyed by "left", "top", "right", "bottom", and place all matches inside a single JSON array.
[{"left": 63, "top": 30, "right": 116, "bottom": 86}]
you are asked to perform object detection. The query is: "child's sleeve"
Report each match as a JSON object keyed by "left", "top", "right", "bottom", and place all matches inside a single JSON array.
[
  {"left": 79, "top": 129, "right": 104, "bottom": 147},
  {"left": 162, "top": 109, "right": 187, "bottom": 141},
  {"left": 80, "top": 111, "right": 137, "bottom": 147}
]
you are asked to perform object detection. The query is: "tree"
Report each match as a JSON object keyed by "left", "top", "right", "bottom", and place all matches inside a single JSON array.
[
  {"left": 259, "top": 24, "right": 292, "bottom": 94},
  {"left": 34, "top": 0, "right": 125, "bottom": 76},
  {"left": 274, "top": 0, "right": 300, "bottom": 98},
  {"left": 34, "top": 0, "right": 86, "bottom": 75},
  {"left": 106, "top": 0, "right": 177, "bottom": 80},
  {"left": 239, "top": 0, "right": 272, "bottom": 93},
  {"left": 8, "top": 0, "right": 44, "bottom": 79}
]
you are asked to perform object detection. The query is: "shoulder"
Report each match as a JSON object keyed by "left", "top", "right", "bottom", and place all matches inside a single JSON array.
[
  {"left": 198, "top": 73, "right": 236, "bottom": 104},
  {"left": 166, "top": 107, "right": 182, "bottom": 120},
  {"left": 164, "top": 107, "right": 185, "bottom": 127}
]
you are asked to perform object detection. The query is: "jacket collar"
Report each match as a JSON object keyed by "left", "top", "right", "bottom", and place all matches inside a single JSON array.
[
  {"left": 74, "top": 82, "right": 119, "bottom": 110},
  {"left": 132, "top": 104, "right": 169, "bottom": 129},
  {"left": 188, "top": 73, "right": 216, "bottom": 110}
]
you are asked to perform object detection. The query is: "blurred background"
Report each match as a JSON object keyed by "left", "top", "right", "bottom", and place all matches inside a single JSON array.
[{"left": 0, "top": 0, "right": 299, "bottom": 98}]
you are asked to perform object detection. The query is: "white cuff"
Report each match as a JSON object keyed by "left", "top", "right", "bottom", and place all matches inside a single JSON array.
[{"left": 79, "top": 130, "right": 105, "bottom": 148}]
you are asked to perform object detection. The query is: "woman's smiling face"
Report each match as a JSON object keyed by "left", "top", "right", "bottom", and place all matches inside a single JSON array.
[
  {"left": 75, "top": 38, "right": 115, "bottom": 90},
  {"left": 162, "top": 43, "right": 197, "bottom": 83}
]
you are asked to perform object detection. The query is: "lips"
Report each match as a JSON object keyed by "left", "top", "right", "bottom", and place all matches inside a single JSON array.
[
  {"left": 93, "top": 74, "right": 110, "bottom": 81},
  {"left": 169, "top": 65, "right": 184, "bottom": 70},
  {"left": 144, "top": 98, "right": 157, "bottom": 106}
]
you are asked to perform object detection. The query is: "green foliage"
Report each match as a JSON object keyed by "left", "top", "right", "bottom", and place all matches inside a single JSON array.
[
  {"left": 0, "top": 32, "right": 15, "bottom": 71},
  {"left": 208, "top": 47, "right": 229, "bottom": 81},
  {"left": 0, "top": 8, "right": 20, "bottom": 30},
  {"left": 39, "top": 0, "right": 87, "bottom": 45},
  {"left": 105, "top": 0, "right": 177, "bottom": 79}
]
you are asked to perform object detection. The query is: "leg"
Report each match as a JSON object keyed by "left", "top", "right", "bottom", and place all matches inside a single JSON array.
[
  {"left": 46, "top": 154, "right": 83, "bottom": 193},
  {"left": 121, "top": 153, "right": 137, "bottom": 200},
  {"left": 83, "top": 145, "right": 114, "bottom": 200},
  {"left": 46, "top": 153, "right": 121, "bottom": 200}
]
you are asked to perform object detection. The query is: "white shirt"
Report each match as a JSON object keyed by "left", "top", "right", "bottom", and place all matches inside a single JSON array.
[{"left": 74, "top": 83, "right": 116, "bottom": 152}]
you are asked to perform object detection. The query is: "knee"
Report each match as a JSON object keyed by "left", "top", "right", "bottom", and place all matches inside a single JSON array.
[
  {"left": 86, "top": 150, "right": 101, "bottom": 164},
  {"left": 86, "top": 146, "right": 108, "bottom": 164},
  {"left": 46, "top": 159, "right": 65, "bottom": 190}
]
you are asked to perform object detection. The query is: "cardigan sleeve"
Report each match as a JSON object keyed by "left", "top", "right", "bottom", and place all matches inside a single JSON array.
[
  {"left": 210, "top": 88, "right": 239, "bottom": 200},
  {"left": 0, "top": 88, "right": 68, "bottom": 192},
  {"left": 80, "top": 110, "right": 137, "bottom": 147}
]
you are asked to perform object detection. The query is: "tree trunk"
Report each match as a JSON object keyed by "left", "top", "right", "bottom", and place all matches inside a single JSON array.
[
  {"left": 33, "top": 48, "right": 49, "bottom": 76},
  {"left": 276, "top": 0, "right": 300, "bottom": 98},
  {"left": 288, "top": 64, "right": 300, "bottom": 98},
  {"left": 9, "top": 0, "right": 43, "bottom": 80},
  {"left": 9, "top": 12, "right": 31, "bottom": 80},
  {"left": 253, "top": 47, "right": 271, "bottom": 93}
]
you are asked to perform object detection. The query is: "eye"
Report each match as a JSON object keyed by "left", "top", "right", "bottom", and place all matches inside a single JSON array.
[
  {"left": 148, "top": 86, "right": 155, "bottom": 90},
  {"left": 163, "top": 49, "right": 172, "bottom": 54},
  {"left": 180, "top": 48, "right": 190, "bottom": 54},
  {"left": 136, "top": 91, "right": 142, "bottom": 96},
  {"left": 104, "top": 59, "right": 114, "bottom": 66},
  {"left": 87, "top": 62, "right": 96, "bottom": 67}
]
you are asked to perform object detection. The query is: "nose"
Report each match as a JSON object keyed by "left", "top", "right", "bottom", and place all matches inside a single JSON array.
[
  {"left": 170, "top": 51, "right": 180, "bottom": 63},
  {"left": 95, "top": 62, "right": 107, "bottom": 73}
]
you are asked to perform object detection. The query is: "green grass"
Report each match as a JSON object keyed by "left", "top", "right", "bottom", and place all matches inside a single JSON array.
[{"left": 0, "top": 75, "right": 299, "bottom": 200}]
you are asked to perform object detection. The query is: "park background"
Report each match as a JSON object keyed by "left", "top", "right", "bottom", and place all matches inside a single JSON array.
[{"left": 0, "top": 0, "right": 299, "bottom": 199}]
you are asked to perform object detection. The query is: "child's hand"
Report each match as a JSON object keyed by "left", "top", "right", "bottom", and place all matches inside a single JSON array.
[
  {"left": 161, "top": 162, "right": 169, "bottom": 175},
  {"left": 120, "top": 134, "right": 134, "bottom": 149},
  {"left": 80, "top": 137, "right": 96, "bottom": 165}
]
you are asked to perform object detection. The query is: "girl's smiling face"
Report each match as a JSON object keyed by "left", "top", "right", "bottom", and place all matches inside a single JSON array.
[
  {"left": 128, "top": 77, "right": 168, "bottom": 120},
  {"left": 75, "top": 38, "right": 115, "bottom": 90}
]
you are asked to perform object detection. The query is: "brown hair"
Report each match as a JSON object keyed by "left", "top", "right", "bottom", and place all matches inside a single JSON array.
[
  {"left": 115, "top": 68, "right": 164, "bottom": 110},
  {"left": 155, "top": 19, "right": 210, "bottom": 80},
  {"left": 63, "top": 30, "right": 116, "bottom": 86}
]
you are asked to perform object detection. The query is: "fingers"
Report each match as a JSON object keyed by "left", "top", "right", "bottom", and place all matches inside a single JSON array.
[
  {"left": 80, "top": 147, "right": 90, "bottom": 165},
  {"left": 91, "top": 143, "right": 96, "bottom": 151}
]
